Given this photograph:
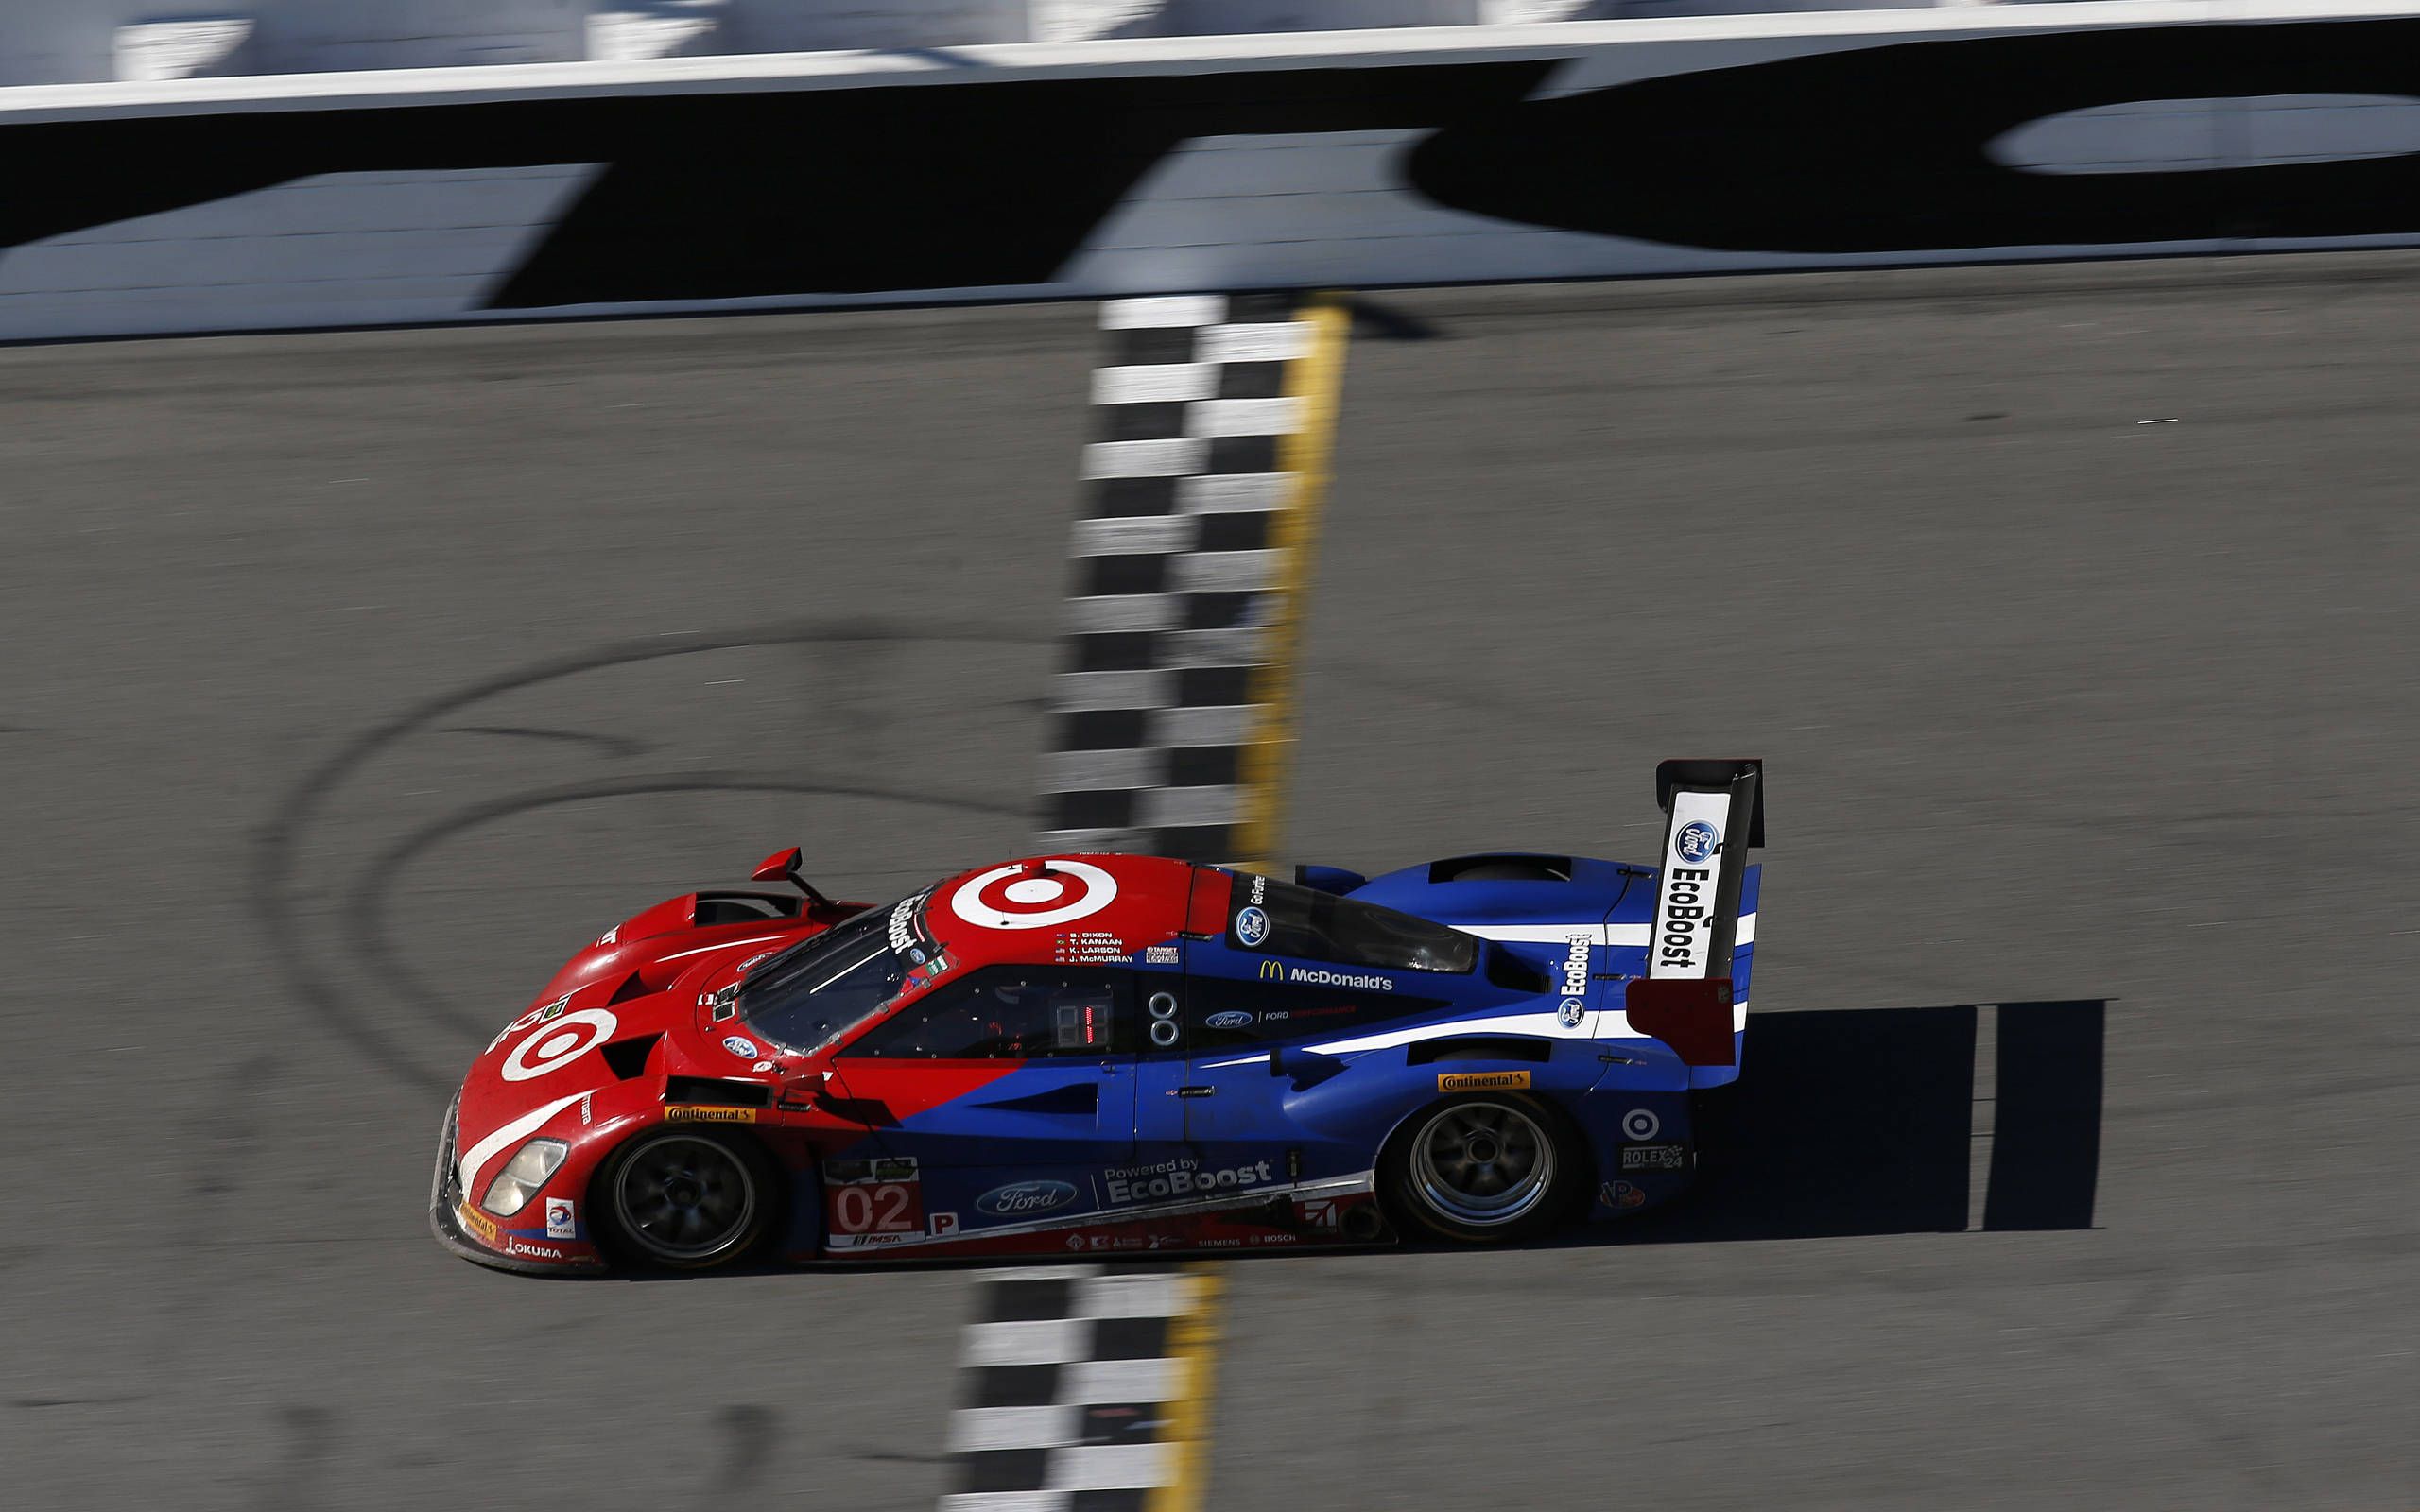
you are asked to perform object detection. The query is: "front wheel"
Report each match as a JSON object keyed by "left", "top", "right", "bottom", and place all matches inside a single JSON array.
[
  {"left": 1382, "top": 1095, "right": 1576, "bottom": 1244},
  {"left": 595, "top": 1127, "right": 777, "bottom": 1270}
]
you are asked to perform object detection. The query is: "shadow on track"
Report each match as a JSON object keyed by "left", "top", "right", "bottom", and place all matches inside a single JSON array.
[
  {"left": 503, "top": 1001, "right": 2110, "bottom": 1282},
  {"left": 1612, "top": 999, "right": 2109, "bottom": 1245}
]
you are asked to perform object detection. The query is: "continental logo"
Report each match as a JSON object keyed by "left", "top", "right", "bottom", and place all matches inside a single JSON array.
[
  {"left": 665, "top": 1104, "right": 759, "bottom": 1124},
  {"left": 456, "top": 1201, "right": 500, "bottom": 1246},
  {"left": 1438, "top": 1070, "right": 1531, "bottom": 1092},
  {"left": 1259, "top": 960, "right": 1285, "bottom": 981}
]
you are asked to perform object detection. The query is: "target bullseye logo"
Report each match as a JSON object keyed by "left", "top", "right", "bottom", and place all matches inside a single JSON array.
[
  {"left": 501, "top": 1007, "right": 619, "bottom": 1082},
  {"left": 950, "top": 861, "right": 1118, "bottom": 930},
  {"left": 1620, "top": 1108, "right": 1662, "bottom": 1142}
]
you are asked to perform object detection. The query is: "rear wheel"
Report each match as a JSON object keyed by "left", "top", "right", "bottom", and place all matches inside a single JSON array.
[
  {"left": 1382, "top": 1095, "right": 1575, "bottom": 1244},
  {"left": 596, "top": 1128, "right": 776, "bottom": 1270}
]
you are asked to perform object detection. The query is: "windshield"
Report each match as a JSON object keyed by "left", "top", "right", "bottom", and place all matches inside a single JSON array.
[
  {"left": 737, "top": 894, "right": 936, "bottom": 1052},
  {"left": 1226, "top": 872, "right": 1478, "bottom": 973}
]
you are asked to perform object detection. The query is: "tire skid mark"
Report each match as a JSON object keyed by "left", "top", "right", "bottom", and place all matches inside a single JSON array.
[
  {"left": 249, "top": 618, "right": 1049, "bottom": 1092},
  {"left": 341, "top": 771, "right": 1026, "bottom": 1042},
  {"left": 246, "top": 1404, "right": 337, "bottom": 1512}
]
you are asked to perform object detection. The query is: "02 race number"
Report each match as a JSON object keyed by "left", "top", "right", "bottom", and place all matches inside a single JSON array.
[{"left": 828, "top": 1180, "right": 924, "bottom": 1236}]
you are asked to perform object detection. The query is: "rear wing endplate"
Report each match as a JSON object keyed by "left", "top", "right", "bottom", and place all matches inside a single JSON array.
[{"left": 1625, "top": 759, "right": 1763, "bottom": 1067}]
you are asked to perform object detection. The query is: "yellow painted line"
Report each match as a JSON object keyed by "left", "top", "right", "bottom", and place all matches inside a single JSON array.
[
  {"left": 1145, "top": 1264, "right": 1227, "bottom": 1512},
  {"left": 1233, "top": 290, "right": 1350, "bottom": 874}
]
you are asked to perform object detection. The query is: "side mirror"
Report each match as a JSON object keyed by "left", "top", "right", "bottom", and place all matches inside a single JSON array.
[
  {"left": 1269, "top": 1043, "right": 1344, "bottom": 1087},
  {"left": 751, "top": 846, "right": 804, "bottom": 885},
  {"left": 1294, "top": 864, "right": 1368, "bottom": 896}
]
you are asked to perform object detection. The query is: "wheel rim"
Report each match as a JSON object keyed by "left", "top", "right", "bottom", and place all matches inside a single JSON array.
[
  {"left": 612, "top": 1134, "right": 757, "bottom": 1263},
  {"left": 1409, "top": 1100, "right": 1556, "bottom": 1227}
]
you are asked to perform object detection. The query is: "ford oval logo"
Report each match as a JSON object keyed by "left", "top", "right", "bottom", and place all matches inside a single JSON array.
[
  {"left": 1674, "top": 820, "right": 1720, "bottom": 867},
  {"left": 976, "top": 1180, "right": 1078, "bottom": 1218},
  {"left": 1203, "top": 1010, "right": 1254, "bottom": 1030}
]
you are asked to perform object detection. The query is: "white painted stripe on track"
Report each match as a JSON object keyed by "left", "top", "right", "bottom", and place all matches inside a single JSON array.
[
  {"left": 949, "top": 1406, "right": 1083, "bottom": 1453},
  {"left": 1052, "top": 1442, "right": 1176, "bottom": 1491},
  {"left": 1093, "top": 362, "right": 1218, "bottom": 404},
  {"left": 1034, "top": 826, "right": 1151, "bottom": 850},
  {"left": 1187, "top": 395, "right": 1303, "bottom": 437},
  {"left": 1073, "top": 1270, "right": 1189, "bottom": 1317},
  {"left": 1136, "top": 784, "right": 1246, "bottom": 827},
  {"left": 1052, "top": 669, "right": 1172, "bottom": 711},
  {"left": 1066, "top": 593, "right": 1184, "bottom": 632},
  {"left": 940, "top": 1493, "right": 1069, "bottom": 1512},
  {"left": 1170, "top": 547, "right": 1279, "bottom": 592},
  {"left": 1148, "top": 704, "right": 1255, "bottom": 746},
  {"left": 1073, "top": 515, "right": 1195, "bottom": 555},
  {"left": 1062, "top": 1356, "right": 1181, "bottom": 1402},
  {"left": 1179, "top": 472, "right": 1290, "bottom": 512},
  {"left": 1083, "top": 437, "right": 1209, "bottom": 479},
  {"left": 1101, "top": 294, "right": 1228, "bottom": 329},
  {"left": 1038, "top": 747, "right": 1163, "bottom": 792},
  {"left": 961, "top": 1319, "right": 1095, "bottom": 1367},
  {"left": 1198, "top": 320, "right": 1312, "bottom": 362},
  {"left": 1968, "top": 1002, "right": 1998, "bottom": 1232}
]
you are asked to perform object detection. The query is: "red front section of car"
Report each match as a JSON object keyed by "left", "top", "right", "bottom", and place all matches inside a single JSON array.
[{"left": 434, "top": 881, "right": 866, "bottom": 1273}]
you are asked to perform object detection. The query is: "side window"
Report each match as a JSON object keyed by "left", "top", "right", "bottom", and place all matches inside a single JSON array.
[
  {"left": 1187, "top": 978, "right": 1447, "bottom": 1051},
  {"left": 1222, "top": 873, "right": 1478, "bottom": 974},
  {"left": 841, "top": 967, "right": 1133, "bottom": 1059}
]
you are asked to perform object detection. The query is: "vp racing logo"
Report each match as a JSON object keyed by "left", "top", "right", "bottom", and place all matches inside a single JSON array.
[{"left": 1674, "top": 820, "right": 1720, "bottom": 867}]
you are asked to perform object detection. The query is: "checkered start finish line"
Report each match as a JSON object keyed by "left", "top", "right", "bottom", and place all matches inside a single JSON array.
[
  {"left": 1040, "top": 291, "right": 1343, "bottom": 866},
  {"left": 944, "top": 1264, "right": 1217, "bottom": 1512}
]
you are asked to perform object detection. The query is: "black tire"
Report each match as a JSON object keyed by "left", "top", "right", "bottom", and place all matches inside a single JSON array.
[
  {"left": 1381, "top": 1093, "right": 1580, "bottom": 1245},
  {"left": 593, "top": 1126, "right": 781, "bottom": 1271}
]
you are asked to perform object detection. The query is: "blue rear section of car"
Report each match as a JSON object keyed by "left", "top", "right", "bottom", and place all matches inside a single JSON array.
[{"left": 829, "top": 850, "right": 1757, "bottom": 1247}]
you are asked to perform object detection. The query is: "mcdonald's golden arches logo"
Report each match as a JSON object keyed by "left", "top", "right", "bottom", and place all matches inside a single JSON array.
[{"left": 1257, "top": 959, "right": 1285, "bottom": 981}]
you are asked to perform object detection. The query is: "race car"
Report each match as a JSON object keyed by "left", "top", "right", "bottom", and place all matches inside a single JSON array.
[{"left": 431, "top": 760, "right": 1763, "bottom": 1273}]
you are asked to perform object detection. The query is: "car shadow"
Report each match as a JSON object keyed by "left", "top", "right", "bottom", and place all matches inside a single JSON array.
[
  {"left": 1589, "top": 999, "right": 2109, "bottom": 1246},
  {"left": 606, "top": 1000, "right": 2107, "bottom": 1281}
]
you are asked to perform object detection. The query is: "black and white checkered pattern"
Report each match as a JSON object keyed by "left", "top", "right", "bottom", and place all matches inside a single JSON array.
[
  {"left": 1040, "top": 291, "right": 1325, "bottom": 864},
  {"left": 943, "top": 1263, "right": 1201, "bottom": 1511}
]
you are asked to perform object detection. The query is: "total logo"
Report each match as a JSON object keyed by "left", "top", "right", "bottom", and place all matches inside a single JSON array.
[
  {"left": 544, "top": 1197, "right": 577, "bottom": 1239},
  {"left": 975, "top": 1180, "right": 1079, "bottom": 1218},
  {"left": 952, "top": 861, "right": 1118, "bottom": 931}
]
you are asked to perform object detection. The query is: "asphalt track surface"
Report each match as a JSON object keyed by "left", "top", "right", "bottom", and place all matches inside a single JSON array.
[{"left": 6, "top": 254, "right": 2418, "bottom": 1510}]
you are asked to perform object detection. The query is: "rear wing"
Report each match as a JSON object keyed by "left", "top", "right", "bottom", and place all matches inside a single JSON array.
[{"left": 1625, "top": 759, "right": 1763, "bottom": 1068}]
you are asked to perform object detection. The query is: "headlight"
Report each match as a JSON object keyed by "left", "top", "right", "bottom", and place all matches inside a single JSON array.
[{"left": 480, "top": 1139, "right": 568, "bottom": 1216}]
